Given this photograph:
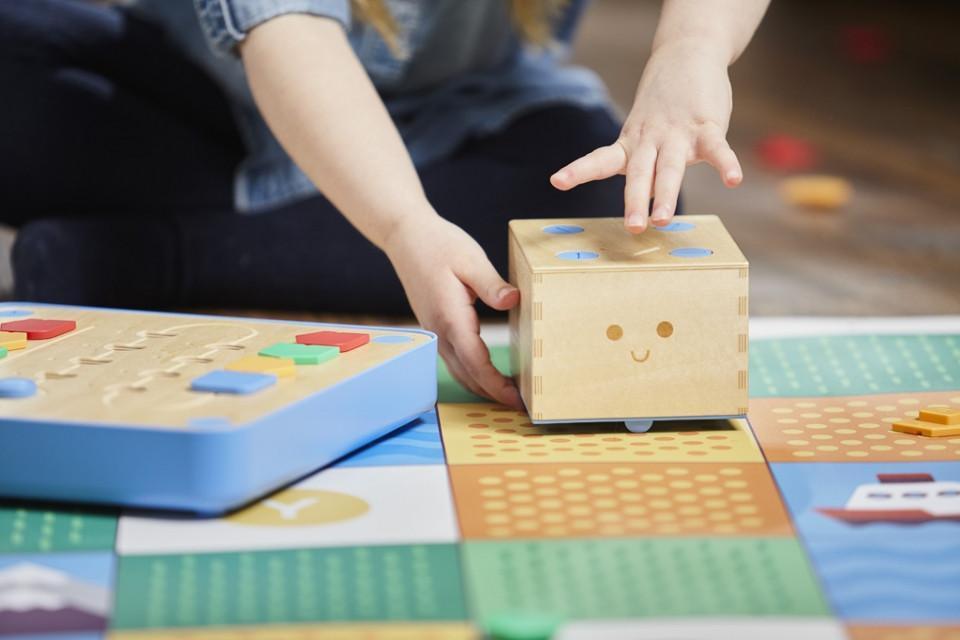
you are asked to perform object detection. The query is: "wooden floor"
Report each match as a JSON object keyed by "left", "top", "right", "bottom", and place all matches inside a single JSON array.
[{"left": 573, "top": 0, "right": 960, "bottom": 316}]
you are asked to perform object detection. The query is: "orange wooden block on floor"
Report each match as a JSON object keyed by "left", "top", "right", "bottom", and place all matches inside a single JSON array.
[
  {"left": 891, "top": 419, "right": 960, "bottom": 438},
  {"left": 780, "top": 175, "right": 853, "bottom": 210},
  {"left": 0, "top": 318, "right": 76, "bottom": 340},
  {"left": 918, "top": 407, "right": 960, "bottom": 425},
  {"left": 296, "top": 330, "right": 370, "bottom": 352}
]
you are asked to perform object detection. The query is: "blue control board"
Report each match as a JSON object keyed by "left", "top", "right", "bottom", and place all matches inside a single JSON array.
[{"left": 0, "top": 303, "right": 436, "bottom": 514}]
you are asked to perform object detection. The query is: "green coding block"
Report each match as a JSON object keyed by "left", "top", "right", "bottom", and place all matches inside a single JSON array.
[{"left": 259, "top": 342, "right": 339, "bottom": 365}]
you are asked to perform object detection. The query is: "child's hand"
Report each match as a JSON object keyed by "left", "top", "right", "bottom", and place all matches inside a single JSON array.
[
  {"left": 385, "top": 215, "right": 523, "bottom": 407},
  {"left": 550, "top": 40, "right": 743, "bottom": 233}
]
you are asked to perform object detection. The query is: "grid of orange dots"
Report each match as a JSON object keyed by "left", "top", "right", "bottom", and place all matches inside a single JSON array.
[
  {"left": 846, "top": 626, "right": 960, "bottom": 640},
  {"left": 448, "top": 463, "right": 792, "bottom": 539},
  {"left": 437, "top": 404, "right": 762, "bottom": 464},
  {"left": 748, "top": 392, "right": 960, "bottom": 462}
]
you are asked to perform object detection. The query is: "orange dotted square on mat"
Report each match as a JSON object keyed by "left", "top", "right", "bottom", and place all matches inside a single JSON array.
[
  {"left": 437, "top": 403, "right": 762, "bottom": 464},
  {"left": 448, "top": 462, "right": 792, "bottom": 540},
  {"left": 749, "top": 392, "right": 960, "bottom": 462},
  {"left": 847, "top": 626, "right": 960, "bottom": 640}
]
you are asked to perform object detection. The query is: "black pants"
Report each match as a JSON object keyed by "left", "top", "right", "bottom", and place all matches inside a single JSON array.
[{"left": 2, "top": 0, "right": 633, "bottom": 315}]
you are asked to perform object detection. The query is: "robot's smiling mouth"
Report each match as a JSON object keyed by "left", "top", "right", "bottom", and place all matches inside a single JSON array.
[{"left": 630, "top": 349, "right": 651, "bottom": 363}]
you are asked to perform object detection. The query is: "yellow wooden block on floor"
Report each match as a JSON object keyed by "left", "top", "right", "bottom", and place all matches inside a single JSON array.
[
  {"left": 225, "top": 355, "right": 296, "bottom": 378},
  {"left": 891, "top": 419, "right": 960, "bottom": 438},
  {"left": 780, "top": 175, "right": 853, "bottom": 209},
  {"left": 918, "top": 407, "right": 960, "bottom": 425},
  {"left": 508, "top": 215, "right": 749, "bottom": 423},
  {"left": 0, "top": 331, "right": 28, "bottom": 351}
]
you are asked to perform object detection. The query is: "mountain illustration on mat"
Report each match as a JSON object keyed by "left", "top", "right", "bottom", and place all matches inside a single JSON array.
[
  {"left": 818, "top": 473, "right": 960, "bottom": 524},
  {"left": 0, "top": 562, "right": 110, "bottom": 635}
]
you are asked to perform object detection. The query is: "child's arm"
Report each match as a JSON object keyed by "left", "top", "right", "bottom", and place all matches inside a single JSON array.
[
  {"left": 551, "top": 0, "right": 770, "bottom": 232},
  {"left": 241, "top": 15, "right": 522, "bottom": 406}
]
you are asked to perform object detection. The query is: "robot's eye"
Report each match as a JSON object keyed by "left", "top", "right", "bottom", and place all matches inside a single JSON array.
[
  {"left": 606, "top": 324, "right": 623, "bottom": 341},
  {"left": 657, "top": 321, "right": 674, "bottom": 338}
]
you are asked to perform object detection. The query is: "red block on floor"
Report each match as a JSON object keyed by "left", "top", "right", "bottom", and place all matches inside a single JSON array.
[
  {"left": 0, "top": 318, "right": 76, "bottom": 340},
  {"left": 296, "top": 330, "right": 369, "bottom": 352},
  {"left": 756, "top": 135, "right": 818, "bottom": 172},
  {"left": 840, "top": 25, "right": 892, "bottom": 65}
]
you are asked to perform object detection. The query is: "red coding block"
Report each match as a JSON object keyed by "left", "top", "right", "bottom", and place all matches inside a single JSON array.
[
  {"left": 0, "top": 318, "right": 76, "bottom": 340},
  {"left": 296, "top": 330, "right": 369, "bottom": 352}
]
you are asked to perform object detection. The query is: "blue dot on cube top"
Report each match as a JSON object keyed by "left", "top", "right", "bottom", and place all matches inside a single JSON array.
[
  {"left": 670, "top": 247, "right": 714, "bottom": 258},
  {"left": 556, "top": 250, "right": 600, "bottom": 261},
  {"left": 373, "top": 335, "right": 414, "bottom": 344},
  {"left": 191, "top": 370, "right": 277, "bottom": 395},
  {"left": 655, "top": 221, "right": 696, "bottom": 232},
  {"left": 0, "top": 377, "right": 37, "bottom": 398},
  {"left": 542, "top": 224, "right": 585, "bottom": 235}
]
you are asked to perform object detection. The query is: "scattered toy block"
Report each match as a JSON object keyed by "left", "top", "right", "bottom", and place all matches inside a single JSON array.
[
  {"left": 917, "top": 407, "right": 960, "bottom": 425},
  {"left": 190, "top": 370, "right": 277, "bottom": 395},
  {"left": 259, "top": 342, "right": 339, "bottom": 365},
  {"left": 0, "top": 347, "right": 6, "bottom": 359},
  {"left": 756, "top": 135, "right": 818, "bottom": 172},
  {"left": 0, "top": 331, "right": 28, "bottom": 351},
  {"left": 508, "top": 215, "right": 749, "bottom": 423},
  {"left": 0, "top": 377, "right": 37, "bottom": 398},
  {"left": 877, "top": 473, "right": 933, "bottom": 483},
  {"left": 483, "top": 612, "right": 563, "bottom": 640},
  {"left": 296, "top": 330, "right": 370, "bottom": 352},
  {"left": 225, "top": 355, "right": 296, "bottom": 378},
  {"left": 891, "top": 419, "right": 960, "bottom": 438},
  {"left": 780, "top": 175, "right": 852, "bottom": 210},
  {"left": 0, "top": 318, "right": 76, "bottom": 340}
]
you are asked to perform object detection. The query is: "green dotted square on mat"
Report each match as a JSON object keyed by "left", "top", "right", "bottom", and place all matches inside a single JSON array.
[
  {"left": 259, "top": 342, "right": 339, "bottom": 365},
  {"left": 0, "top": 505, "right": 117, "bottom": 553},
  {"left": 439, "top": 345, "right": 510, "bottom": 403},
  {"left": 447, "top": 336, "right": 960, "bottom": 402},
  {"left": 750, "top": 334, "right": 960, "bottom": 397},
  {"left": 462, "top": 538, "right": 829, "bottom": 619},
  {"left": 112, "top": 544, "right": 467, "bottom": 629},
  {"left": 0, "top": 346, "right": 6, "bottom": 359}
]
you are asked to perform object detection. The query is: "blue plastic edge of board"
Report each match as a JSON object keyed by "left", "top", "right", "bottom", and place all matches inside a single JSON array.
[{"left": 0, "top": 302, "right": 438, "bottom": 515}]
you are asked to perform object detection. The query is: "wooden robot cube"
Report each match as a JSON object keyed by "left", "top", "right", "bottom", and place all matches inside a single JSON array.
[{"left": 508, "top": 216, "right": 749, "bottom": 423}]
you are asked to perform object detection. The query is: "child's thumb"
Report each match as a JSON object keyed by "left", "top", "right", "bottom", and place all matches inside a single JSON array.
[{"left": 464, "top": 262, "right": 519, "bottom": 311}]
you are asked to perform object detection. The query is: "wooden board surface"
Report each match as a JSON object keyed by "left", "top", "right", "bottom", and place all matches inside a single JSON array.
[{"left": 0, "top": 306, "right": 430, "bottom": 429}]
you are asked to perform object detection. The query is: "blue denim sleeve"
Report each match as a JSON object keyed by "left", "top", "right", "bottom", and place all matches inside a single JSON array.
[{"left": 193, "top": 0, "right": 351, "bottom": 55}]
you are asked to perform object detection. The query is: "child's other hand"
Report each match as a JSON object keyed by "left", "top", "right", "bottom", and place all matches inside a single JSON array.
[
  {"left": 550, "top": 40, "right": 743, "bottom": 233},
  {"left": 385, "top": 215, "right": 523, "bottom": 408}
]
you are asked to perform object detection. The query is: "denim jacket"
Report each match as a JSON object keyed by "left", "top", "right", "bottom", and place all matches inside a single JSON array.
[{"left": 136, "top": 0, "right": 613, "bottom": 212}]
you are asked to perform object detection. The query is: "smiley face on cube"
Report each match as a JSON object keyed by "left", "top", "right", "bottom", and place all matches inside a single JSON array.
[{"left": 508, "top": 216, "right": 749, "bottom": 423}]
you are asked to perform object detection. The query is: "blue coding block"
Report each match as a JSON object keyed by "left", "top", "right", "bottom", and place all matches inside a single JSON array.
[{"left": 191, "top": 370, "right": 277, "bottom": 395}]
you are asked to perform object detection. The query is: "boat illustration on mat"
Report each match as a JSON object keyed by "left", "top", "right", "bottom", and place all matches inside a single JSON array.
[{"left": 817, "top": 473, "right": 960, "bottom": 524}]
